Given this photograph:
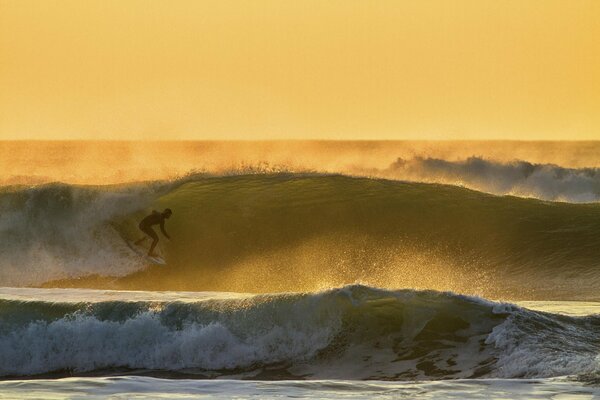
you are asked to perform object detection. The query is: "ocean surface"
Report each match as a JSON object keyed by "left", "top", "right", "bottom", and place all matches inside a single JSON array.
[{"left": 2, "top": 140, "right": 600, "bottom": 398}]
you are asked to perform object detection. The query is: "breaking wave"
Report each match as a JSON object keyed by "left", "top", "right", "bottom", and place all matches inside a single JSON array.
[
  {"left": 380, "top": 157, "right": 600, "bottom": 202},
  {"left": 0, "top": 286, "right": 599, "bottom": 379}
]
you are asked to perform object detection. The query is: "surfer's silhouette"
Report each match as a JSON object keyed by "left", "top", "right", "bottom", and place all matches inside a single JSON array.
[{"left": 134, "top": 208, "right": 172, "bottom": 257}]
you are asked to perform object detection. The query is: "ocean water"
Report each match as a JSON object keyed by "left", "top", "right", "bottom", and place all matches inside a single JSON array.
[
  {"left": 2, "top": 141, "right": 600, "bottom": 398},
  {"left": 0, "top": 288, "right": 600, "bottom": 398}
]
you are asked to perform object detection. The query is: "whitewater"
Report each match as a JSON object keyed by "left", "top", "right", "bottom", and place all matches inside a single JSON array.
[
  {"left": 1, "top": 287, "right": 600, "bottom": 398},
  {"left": 2, "top": 141, "right": 600, "bottom": 398}
]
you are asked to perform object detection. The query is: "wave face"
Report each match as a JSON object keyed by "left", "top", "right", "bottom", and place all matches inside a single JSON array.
[
  {"left": 1, "top": 286, "right": 599, "bottom": 379},
  {"left": 379, "top": 157, "right": 600, "bottom": 202},
  {"left": 3, "top": 173, "right": 600, "bottom": 298}
]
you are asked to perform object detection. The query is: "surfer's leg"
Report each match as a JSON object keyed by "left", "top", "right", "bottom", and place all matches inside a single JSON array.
[
  {"left": 135, "top": 224, "right": 153, "bottom": 246},
  {"left": 146, "top": 228, "right": 159, "bottom": 257},
  {"left": 135, "top": 223, "right": 150, "bottom": 245}
]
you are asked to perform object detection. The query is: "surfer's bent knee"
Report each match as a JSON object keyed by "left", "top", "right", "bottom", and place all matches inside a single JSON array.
[{"left": 139, "top": 224, "right": 157, "bottom": 240}]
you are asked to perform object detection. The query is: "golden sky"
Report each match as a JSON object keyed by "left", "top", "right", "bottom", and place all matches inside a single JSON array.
[{"left": 0, "top": 0, "right": 598, "bottom": 140}]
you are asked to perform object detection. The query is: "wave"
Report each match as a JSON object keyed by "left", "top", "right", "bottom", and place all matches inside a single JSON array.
[
  {"left": 1, "top": 285, "right": 599, "bottom": 379},
  {"left": 2, "top": 173, "right": 600, "bottom": 298},
  {"left": 377, "top": 157, "right": 600, "bottom": 202}
]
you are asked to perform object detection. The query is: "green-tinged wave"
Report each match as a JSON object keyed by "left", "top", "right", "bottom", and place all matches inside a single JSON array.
[{"left": 2, "top": 173, "right": 600, "bottom": 299}]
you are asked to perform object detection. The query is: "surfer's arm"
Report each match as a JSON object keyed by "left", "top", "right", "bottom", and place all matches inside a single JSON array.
[{"left": 160, "top": 220, "right": 170, "bottom": 239}]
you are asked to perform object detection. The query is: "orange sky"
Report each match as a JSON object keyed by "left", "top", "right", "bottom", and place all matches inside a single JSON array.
[{"left": 0, "top": 0, "right": 598, "bottom": 140}]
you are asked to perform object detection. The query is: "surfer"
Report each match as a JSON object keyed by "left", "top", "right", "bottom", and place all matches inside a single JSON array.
[{"left": 134, "top": 208, "right": 172, "bottom": 257}]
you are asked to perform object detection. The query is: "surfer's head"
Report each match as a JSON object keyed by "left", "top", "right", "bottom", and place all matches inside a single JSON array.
[{"left": 163, "top": 208, "right": 173, "bottom": 218}]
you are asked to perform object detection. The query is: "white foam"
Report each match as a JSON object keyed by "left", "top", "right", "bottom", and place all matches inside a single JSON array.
[
  {"left": 383, "top": 157, "right": 600, "bottom": 202},
  {"left": 486, "top": 311, "right": 600, "bottom": 378},
  {"left": 0, "top": 311, "right": 338, "bottom": 376},
  {"left": 0, "top": 185, "right": 152, "bottom": 286}
]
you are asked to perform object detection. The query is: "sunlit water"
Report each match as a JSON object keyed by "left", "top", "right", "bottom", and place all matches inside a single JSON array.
[{"left": 1, "top": 377, "right": 598, "bottom": 400}]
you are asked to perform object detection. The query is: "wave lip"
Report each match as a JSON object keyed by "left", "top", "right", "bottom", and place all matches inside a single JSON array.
[{"left": 1, "top": 286, "right": 599, "bottom": 380}]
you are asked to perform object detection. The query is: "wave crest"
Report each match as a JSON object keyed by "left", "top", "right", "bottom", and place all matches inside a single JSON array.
[{"left": 382, "top": 157, "right": 600, "bottom": 202}]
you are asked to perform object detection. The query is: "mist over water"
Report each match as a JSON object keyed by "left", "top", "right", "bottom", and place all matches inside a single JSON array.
[{"left": 3, "top": 140, "right": 600, "bottom": 186}]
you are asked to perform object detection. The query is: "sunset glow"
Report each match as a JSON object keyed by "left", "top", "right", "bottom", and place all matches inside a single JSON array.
[{"left": 1, "top": 0, "right": 598, "bottom": 140}]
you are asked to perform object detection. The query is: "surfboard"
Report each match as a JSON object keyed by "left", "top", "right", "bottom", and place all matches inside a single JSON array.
[{"left": 126, "top": 241, "right": 166, "bottom": 265}]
